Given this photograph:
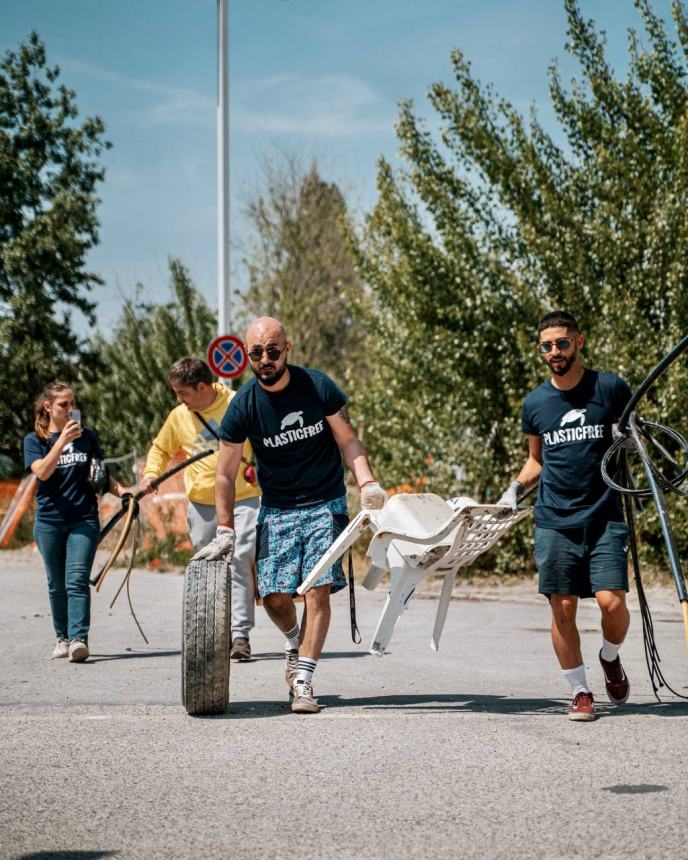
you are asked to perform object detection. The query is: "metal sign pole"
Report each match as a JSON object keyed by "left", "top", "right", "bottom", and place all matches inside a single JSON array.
[{"left": 217, "top": 0, "right": 230, "bottom": 337}]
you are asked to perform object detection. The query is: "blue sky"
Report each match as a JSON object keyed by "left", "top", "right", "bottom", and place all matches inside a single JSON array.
[{"left": 1, "top": 0, "right": 675, "bottom": 337}]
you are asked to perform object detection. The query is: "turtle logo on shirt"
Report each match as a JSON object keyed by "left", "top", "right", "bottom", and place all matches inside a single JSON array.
[
  {"left": 280, "top": 411, "right": 304, "bottom": 430},
  {"left": 264, "top": 411, "right": 324, "bottom": 448},
  {"left": 560, "top": 408, "right": 587, "bottom": 427},
  {"left": 57, "top": 441, "right": 88, "bottom": 467}
]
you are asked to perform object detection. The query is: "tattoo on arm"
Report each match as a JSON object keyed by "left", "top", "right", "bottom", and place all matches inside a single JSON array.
[{"left": 338, "top": 405, "right": 352, "bottom": 425}]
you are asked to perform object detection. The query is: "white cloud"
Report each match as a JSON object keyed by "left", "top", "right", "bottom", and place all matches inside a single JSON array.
[
  {"left": 57, "top": 58, "right": 394, "bottom": 136},
  {"left": 58, "top": 56, "right": 214, "bottom": 128},
  {"left": 234, "top": 72, "right": 394, "bottom": 137}
]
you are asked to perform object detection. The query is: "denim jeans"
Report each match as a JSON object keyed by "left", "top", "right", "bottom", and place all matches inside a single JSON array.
[{"left": 33, "top": 516, "right": 99, "bottom": 641}]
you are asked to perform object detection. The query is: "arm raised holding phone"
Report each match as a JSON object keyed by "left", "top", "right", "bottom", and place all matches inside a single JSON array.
[
  {"left": 29, "top": 400, "right": 83, "bottom": 482},
  {"left": 23, "top": 381, "right": 130, "bottom": 663}
]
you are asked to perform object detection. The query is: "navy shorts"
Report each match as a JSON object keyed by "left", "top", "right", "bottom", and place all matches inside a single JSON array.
[
  {"left": 535, "top": 520, "right": 629, "bottom": 599},
  {"left": 255, "top": 496, "right": 349, "bottom": 597}
]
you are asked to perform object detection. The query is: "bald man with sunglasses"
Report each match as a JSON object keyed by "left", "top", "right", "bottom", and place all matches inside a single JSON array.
[
  {"left": 194, "top": 316, "right": 386, "bottom": 714},
  {"left": 497, "top": 311, "right": 633, "bottom": 722}
]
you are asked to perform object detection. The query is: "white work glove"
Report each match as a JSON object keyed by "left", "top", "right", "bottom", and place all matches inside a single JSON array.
[
  {"left": 192, "top": 526, "right": 236, "bottom": 562},
  {"left": 496, "top": 480, "right": 523, "bottom": 511},
  {"left": 360, "top": 481, "right": 388, "bottom": 510}
]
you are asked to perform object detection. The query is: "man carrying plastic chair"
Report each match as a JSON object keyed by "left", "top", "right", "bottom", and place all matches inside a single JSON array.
[{"left": 193, "top": 317, "right": 386, "bottom": 714}]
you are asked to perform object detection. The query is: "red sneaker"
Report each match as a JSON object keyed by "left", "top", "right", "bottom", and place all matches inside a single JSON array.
[
  {"left": 569, "top": 690, "right": 595, "bottom": 721},
  {"left": 599, "top": 650, "right": 630, "bottom": 704}
]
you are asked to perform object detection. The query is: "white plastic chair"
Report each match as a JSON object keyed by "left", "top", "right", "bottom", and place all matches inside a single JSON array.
[{"left": 297, "top": 493, "right": 531, "bottom": 656}]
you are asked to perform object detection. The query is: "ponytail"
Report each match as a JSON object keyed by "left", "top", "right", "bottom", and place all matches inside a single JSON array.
[{"left": 34, "top": 381, "right": 72, "bottom": 441}]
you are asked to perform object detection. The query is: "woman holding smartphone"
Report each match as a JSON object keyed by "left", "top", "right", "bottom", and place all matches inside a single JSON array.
[{"left": 23, "top": 380, "right": 128, "bottom": 662}]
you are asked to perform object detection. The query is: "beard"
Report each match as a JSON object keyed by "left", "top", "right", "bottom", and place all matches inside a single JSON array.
[
  {"left": 251, "top": 361, "right": 287, "bottom": 387},
  {"left": 547, "top": 347, "right": 577, "bottom": 377}
]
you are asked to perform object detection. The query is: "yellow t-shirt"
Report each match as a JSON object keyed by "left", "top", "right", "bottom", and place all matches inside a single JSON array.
[{"left": 143, "top": 383, "right": 260, "bottom": 506}]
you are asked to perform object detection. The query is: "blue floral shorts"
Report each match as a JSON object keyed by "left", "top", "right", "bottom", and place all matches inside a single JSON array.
[{"left": 255, "top": 496, "right": 349, "bottom": 597}]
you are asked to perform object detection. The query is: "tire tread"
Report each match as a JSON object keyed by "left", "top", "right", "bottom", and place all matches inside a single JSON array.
[{"left": 181, "top": 559, "right": 230, "bottom": 715}]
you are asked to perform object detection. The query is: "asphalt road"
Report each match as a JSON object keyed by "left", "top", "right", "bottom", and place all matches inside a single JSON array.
[{"left": 1, "top": 549, "right": 688, "bottom": 860}]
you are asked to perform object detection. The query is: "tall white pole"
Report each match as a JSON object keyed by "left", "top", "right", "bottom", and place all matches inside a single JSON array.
[{"left": 217, "top": 0, "right": 230, "bottom": 335}]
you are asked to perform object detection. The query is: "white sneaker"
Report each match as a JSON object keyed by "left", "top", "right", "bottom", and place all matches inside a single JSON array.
[
  {"left": 291, "top": 681, "right": 320, "bottom": 714},
  {"left": 68, "top": 639, "right": 89, "bottom": 663},
  {"left": 285, "top": 649, "right": 299, "bottom": 691},
  {"left": 51, "top": 638, "right": 69, "bottom": 659}
]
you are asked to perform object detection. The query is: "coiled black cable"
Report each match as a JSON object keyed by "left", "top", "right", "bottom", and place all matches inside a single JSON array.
[
  {"left": 600, "top": 334, "right": 688, "bottom": 701},
  {"left": 601, "top": 420, "right": 688, "bottom": 498}
]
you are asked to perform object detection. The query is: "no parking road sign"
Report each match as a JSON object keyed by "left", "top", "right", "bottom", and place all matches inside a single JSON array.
[{"left": 207, "top": 334, "right": 248, "bottom": 379}]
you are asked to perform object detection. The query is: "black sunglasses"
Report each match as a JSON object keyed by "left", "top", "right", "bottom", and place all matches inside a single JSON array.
[
  {"left": 537, "top": 337, "right": 575, "bottom": 355},
  {"left": 247, "top": 345, "right": 288, "bottom": 362}
]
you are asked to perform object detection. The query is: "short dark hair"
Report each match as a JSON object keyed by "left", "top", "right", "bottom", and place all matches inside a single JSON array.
[
  {"left": 167, "top": 357, "right": 213, "bottom": 387},
  {"left": 537, "top": 311, "right": 579, "bottom": 337}
]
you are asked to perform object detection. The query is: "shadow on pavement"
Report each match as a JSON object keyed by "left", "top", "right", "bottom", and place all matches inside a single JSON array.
[
  {"left": 195, "top": 700, "right": 290, "bottom": 719},
  {"left": 88, "top": 649, "right": 180, "bottom": 663},
  {"left": 603, "top": 783, "right": 669, "bottom": 794},
  {"left": 317, "top": 692, "right": 688, "bottom": 718},
  {"left": 15, "top": 852, "right": 118, "bottom": 859},
  {"left": 250, "top": 650, "right": 370, "bottom": 663},
  {"left": 208, "top": 693, "right": 688, "bottom": 719}
]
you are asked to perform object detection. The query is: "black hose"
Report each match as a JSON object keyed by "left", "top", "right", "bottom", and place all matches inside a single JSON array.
[
  {"left": 620, "top": 454, "right": 687, "bottom": 701},
  {"left": 600, "top": 334, "right": 688, "bottom": 701},
  {"left": 617, "top": 334, "right": 688, "bottom": 431},
  {"left": 601, "top": 421, "right": 688, "bottom": 497}
]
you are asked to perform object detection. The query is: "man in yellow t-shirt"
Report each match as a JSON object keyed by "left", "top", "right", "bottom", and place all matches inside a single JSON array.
[{"left": 141, "top": 357, "right": 260, "bottom": 660}]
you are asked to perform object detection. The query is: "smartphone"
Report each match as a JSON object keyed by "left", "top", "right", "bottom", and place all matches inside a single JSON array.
[{"left": 69, "top": 409, "right": 81, "bottom": 424}]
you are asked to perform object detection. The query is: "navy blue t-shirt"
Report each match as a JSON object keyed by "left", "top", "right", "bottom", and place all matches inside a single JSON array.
[
  {"left": 521, "top": 369, "right": 632, "bottom": 528},
  {"left": 220, "top": 366, "right": 347, "bottom": 509},
  {"left": 24, "top": 429, "right": 103, "bottom": 524}
]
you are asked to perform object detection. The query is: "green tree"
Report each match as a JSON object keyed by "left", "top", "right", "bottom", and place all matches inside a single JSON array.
[
  {"left": 355, "top": 0, "right": 688, "bottom": 565},
  {"left": 80, "top": 259, "right": 216, "bottom": 456},
  {"left": 239, "top": 155, "right": 367, "bottom": 385},
  {"left": 0, "top": 32, "right": 109, "bottom": 469}
]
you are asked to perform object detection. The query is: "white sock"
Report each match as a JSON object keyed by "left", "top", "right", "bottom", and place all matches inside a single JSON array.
[
  {"left": 295, "top": 657, "right": 317, "bottom": 686},
  {"left": 563, "top": 664, "right": 589, "bottom": 697},
  {"left": 600, "top": 637, "right": 623, "bottom": 662},
  {"left": 284, "top": 623, "right": 300, "bottom": 654}
]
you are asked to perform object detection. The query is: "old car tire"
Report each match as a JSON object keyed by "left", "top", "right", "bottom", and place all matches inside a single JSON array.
[{"left": 181, "top": 559, "right": 231, "bottom": 716}]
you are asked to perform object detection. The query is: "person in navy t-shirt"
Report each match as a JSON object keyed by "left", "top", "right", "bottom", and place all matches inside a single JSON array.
[
  {"left": 497, "top": 312, "right": 632, "bottom": 722},
  {"left": 24, "top": 381, "right": 128, "bottom": 663},
  {"left": 193, "top": 316, "right": 387, "bottom": 714}
]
